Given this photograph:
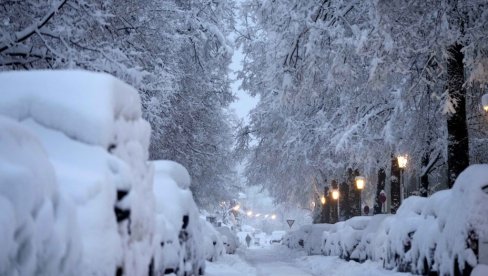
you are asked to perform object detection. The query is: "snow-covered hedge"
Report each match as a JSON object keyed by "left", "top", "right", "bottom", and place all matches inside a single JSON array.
[
  {"left": 0, "top": 70, "right": 206, "bottom": 275},
  {"left": 286, "top": 165, "right": 488, "bottom": 275}
]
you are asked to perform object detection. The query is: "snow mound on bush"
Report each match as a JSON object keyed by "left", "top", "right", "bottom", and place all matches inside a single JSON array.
[{"left": 154, "top": 160, "right": 192, "bottom": 189}]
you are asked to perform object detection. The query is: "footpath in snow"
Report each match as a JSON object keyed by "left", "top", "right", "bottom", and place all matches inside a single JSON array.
[{"left": 206, "top": 244, "right": 411, "bottom": 276}]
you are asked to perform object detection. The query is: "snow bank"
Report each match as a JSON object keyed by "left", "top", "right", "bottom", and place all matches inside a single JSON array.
[
  {"left": 201, "top": 219, "right": 225, "bottom": 262},
  {"left": 152, "top": 160, "right": 205, "bottom": 275},
  {"left": 285, "top": 165, "right": 488, "bottom": 275},
  {"left": 24, "top": 119, "right": 124, "bottom": 275},
  {"left": 0, "top": 70, "right": 154, "bottom": 275},
  {"left": 0, "top": 116, "right": 81, "bottom": 276},
  {"left": 0, "top": 70, "right": 143, "bottom": 148}
]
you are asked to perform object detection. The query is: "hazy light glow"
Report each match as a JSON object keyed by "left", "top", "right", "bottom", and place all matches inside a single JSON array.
[
  {"left": 397, "top": 155, "right": 408, "bottom": 169},
  {"left": 332, "top": 189, "right": 340, "bottom": 200},
  {"left": 246, "top": 211, "right": 253, "bottom": 217},
  {"left": 320, "top": 196, "right": 326, "bottom": 205},
  {"left": 232, "top": 204, "right": 240, "bottom": 211},
  {"left": 271, "top": 214, "right": 276, "bottom": 220},
  {"left": 482, "top": 93, "right": 488, "bottom": 112},
  {"left": 355, "top": 176, "right": 366, "bottom": 190}
]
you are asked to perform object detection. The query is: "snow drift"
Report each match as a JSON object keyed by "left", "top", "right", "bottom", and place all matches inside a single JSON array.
[
  {"left": 0, "top": 70, "right": 156, "bottom": 275},
  {"left": 285, "top": 165, "right": 488, "bottom": 275}
]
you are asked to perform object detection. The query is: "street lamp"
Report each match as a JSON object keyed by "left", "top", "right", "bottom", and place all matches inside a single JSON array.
[
  {"left": 271, "top": 214, "right": 276, "bottom": 220},
  {"left": 332, "top": 189, "right": 340, "bottom": 221},
  {"left": 246, "top": 210, "right": 253, "bottom": 217},
  {"left": 232, "top": 204, "right": 240, "bottom": 211},
  {"left": 482, "top": 93, "right": 488, "bottom": 112},
  {"left": 320, "top": 195, "right": 326, "bottom": 205},
  {"left": 355, "top": 176, "right": 366, "bottom": 215},
  {"left": 397, "top": 154, "right": 408, "bottom": 201}
]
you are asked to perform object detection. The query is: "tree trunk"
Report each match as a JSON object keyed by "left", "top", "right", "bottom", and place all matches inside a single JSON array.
[
  {"left": 339, "top": 181, "right": 350, "bottom": 220},
  {"left": 374, "top": 168, "right": 386, "bottom": 214},
  {"left": 446, "top": 43, "right": 470, "bottom": 188},
  {"left": 390, "top": 156, "right": 401, "bottom": 214},
  {"left": 347, "top": 168, "right": 361, "bottom": 217},
  {"left": 330, "top": 180, "right": 339, "bottom": 223},
  {"left": 321, "top": 186, "right": 330, "bottom": 223},
  {"left": 420, "top": 152, "right": 429, "bottom": 197}
]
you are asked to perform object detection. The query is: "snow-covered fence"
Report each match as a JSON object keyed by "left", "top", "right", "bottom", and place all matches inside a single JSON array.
[
  {"left": 0, "top": 70, "right": 209, "bottom": 275},
  {"left": 285, "top": 165, "right": 488, "bottom": 275}
]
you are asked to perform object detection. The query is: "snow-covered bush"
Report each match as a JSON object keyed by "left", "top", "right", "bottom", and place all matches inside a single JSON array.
[
  {"left": 152, "top": 160, "right": 205, "bottom": 275},
  {"left": 0, "top": 116, "right": 81, "bottom": 276},
  {"left": 322, "top": 217, "right": 371, "bottom": 260},
  {"left": 0, "top": 70, "right": 155, "bottom": 275},
  {"left": 283, "top": 224, "right": 334, "bottom": 254},
  {"left": 292, "top": 165, "right": 488, "bottom": 275}
]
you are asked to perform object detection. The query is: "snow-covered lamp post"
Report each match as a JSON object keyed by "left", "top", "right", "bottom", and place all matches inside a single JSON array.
[
  {"left": 355, "top": 176, "right": 366, "bottom": 215},
  {"left": 332, "top": 189, "right": 340, "bottom": 221},
  {"left": 397, "top": 155, "right": 408, "bottom": 202},
  {"left": 482, "top": 93, "right": 488, "bottom": 112}
]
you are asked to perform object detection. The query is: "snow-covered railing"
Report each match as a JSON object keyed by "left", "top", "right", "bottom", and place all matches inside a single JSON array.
[{"left": 285, "top": 165, "right": 488, "bottom": 275}]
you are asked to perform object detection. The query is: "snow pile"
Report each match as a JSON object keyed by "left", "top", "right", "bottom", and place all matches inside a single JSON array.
[
  {"left": 152, "top": 160, "right": 206, "bottom": 275},
  {"left": 201, "top": 219, "right": 225, "bottom": 262},
  {"left": 216, "top": 226, "right": 239, "bottom": 254},
  {"left": 0, "top": 116, "right": 81, "bottom": 275},
  {"left": 0, "top": 70, "right": 154, "bottom": 275},
  {"left": 283, "top": 224, "right": 334, "bottom": 254},
  {"left": 323, "top": 216, "right": 371, "bottom": 260},
  {"left": 285, "top": 165, "right": 488, "bottom": 275}
]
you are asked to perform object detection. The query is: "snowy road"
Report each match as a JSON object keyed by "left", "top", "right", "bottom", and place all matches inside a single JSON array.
[{"left": 206, "top": 245, "right": 411, "bottom": 276}]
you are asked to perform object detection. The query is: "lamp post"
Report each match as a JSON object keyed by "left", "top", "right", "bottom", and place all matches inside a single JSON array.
[
  {"left": 397, "top": 155, "right": 408, "bottom": 202},
  {"left": 355, "top": 176, "right": 366, "bottom": 216},
  {"left": 482, "top": 93, "right": 488, "bottom": 112},
  {"left": 332, "top": 189, "right": 340, "bottom": 221}
]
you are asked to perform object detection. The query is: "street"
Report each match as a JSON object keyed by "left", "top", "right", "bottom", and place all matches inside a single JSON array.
[{"left": 206, "top": 244, "right": 411, "bottom": 276}]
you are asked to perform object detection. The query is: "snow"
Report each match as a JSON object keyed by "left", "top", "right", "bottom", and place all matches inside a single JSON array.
[
  {"left": 284, "top": 165, "right": 488, "bottom": 275},
  {"left": 0, "top": 116, "right": 81, "bottom": 276},
  {"left": 23, "top": 119, "right": 124, "bottom": 275},
  {"left": 0, "top": 70, "right": 144, "bottom": 148},
  {"left": 0, "top": 70, "right": 154, "bottom": 275},
  {"left": 152, "top": 159, "right": 205, "bottom": 275}
]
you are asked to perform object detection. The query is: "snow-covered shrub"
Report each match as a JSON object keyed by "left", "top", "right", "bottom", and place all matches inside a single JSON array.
[
  {"left": 216, "top": 226, "right": 239, "bottom": 254},
  {"left": 0, "top": 116, "right": 81, "bottom": 275},
  {"left": 201, "top": 219, "right": 225, "bottom": 262},
  {"left": 283, "top": 224, "right": 334, "bottom": 254},
  {"left": 322, "top": 217, "right": 371, "bottom": 260},
  {"left": 0, "top": 70, "right": 155, "bottom": 275},
  {"left": 152, "top": 160, "right": 205, "bottom": 275}
]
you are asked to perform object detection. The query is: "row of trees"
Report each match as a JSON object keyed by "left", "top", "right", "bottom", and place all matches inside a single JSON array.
[
  {"left": 0, "top": 0, "right": 239, "bottom": 207},
  {"left": 236, "top": 0, "right": 488, "bottom": 207}
]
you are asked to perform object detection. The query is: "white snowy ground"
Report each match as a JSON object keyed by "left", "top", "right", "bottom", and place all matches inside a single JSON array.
[{"left": 206, "top": 244, "right": 412, "bottom": 276}]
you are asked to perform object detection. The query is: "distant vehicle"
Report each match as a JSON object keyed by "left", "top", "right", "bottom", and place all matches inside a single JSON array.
[
  {"left": 216, "top": 226, "right": 239, "bottom": 254},
  {"left": 270, "top": 230, "right": 287, "bottom": 244}
]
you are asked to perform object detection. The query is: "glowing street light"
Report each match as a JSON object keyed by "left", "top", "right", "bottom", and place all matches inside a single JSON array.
[
  {"left": 397, "top": 154, "right": 408, "bottom": 202},
  {"left": 397, "top": 155, "right": 408, "bottom": 169},
  {"left": 264, "top": 214, "right": 269, "bottom": 218},
  {"left": 332, "top": 189, "right": 340, "bottom": 221},
  {"left": 232, "top": 204, "right": 240, "bottom": 211},
  {"left": 246, "top": 211, "right": 253, "bottom": 217},
  {"left": 355, "top": 176, "right": 366, "bottom": 190},
  {"left": 320, "top": 195, "right": 326, "bottom": 205},
  {"left": 482, "top": 93, "right": 488, "bottom": 112},
  {"left": 332, "top": 189, "right": 340, "bottom": 200},
  {"left": 355, "top": 176, "right": 366, "bottom": 215},
  {"left": 271, "top": 214, "right": 276, "bottom": 220}
]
